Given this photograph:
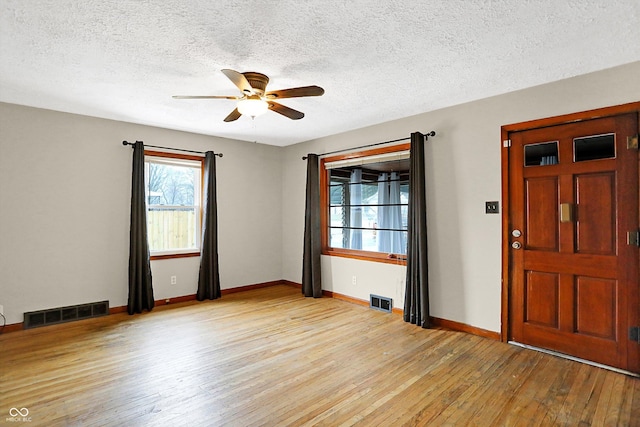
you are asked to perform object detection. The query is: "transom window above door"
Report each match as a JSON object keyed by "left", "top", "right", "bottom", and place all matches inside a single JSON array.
[{"left": 523, "top": 133, "right": 616, "bottom": 166}]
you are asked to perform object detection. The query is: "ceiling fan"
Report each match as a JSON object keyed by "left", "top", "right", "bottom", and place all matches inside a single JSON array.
[{"left": 173, "top": 69, "right": 324, "bottom": 122}]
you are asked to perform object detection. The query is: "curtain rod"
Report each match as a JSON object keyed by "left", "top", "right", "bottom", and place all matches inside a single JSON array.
[
  {"left": 302, "top": 131, "right": 435, "bottom": 160},
  {"left": 122, "top": 141, "right": 223, "bottom": 157}
]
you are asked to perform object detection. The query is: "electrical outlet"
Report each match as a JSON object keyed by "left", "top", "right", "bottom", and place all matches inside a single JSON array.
[
  {"left": 485, "top": 201, "right": 500, "bottom": 214},
  {"left": 171, "top": 276, "right": 177, "bottom": 285},
  {"left": 352, "top": 276, "right": 357, "bottom": 286}
]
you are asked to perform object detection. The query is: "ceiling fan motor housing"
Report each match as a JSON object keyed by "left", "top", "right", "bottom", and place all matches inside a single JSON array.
[{"left": 242, "top": 72, "right": 269, "bottom": 96}]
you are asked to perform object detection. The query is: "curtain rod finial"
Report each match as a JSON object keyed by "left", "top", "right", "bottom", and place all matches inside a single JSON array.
[
  {"left": 217, "top": 153, "right": 223, "bottom": 158},
  {"left": 122, "top": 140, "right": 129, "bottom": 146},
  {"left": 426, "top": 131, "right": 436, "bottom": 138},
  {"left": 302, "top": 156, "right": 308, "bottom": 160}
]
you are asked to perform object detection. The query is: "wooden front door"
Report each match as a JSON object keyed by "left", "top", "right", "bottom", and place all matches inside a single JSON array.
[{"left": 505, "top": 108, "right": 639, "bottom": 374}]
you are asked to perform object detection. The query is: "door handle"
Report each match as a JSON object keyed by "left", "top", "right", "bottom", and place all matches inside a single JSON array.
[
  {"left": 512, "top": 241, "right": 522, "bottom": 249},
  {"left": 560, "top": 203, "right": 574, "bottom": 223}
]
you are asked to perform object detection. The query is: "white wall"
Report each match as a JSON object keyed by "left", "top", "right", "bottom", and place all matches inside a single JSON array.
[
  {"left": 281, "top": 61, "right": 640, "bottom": 333},
  {"left": 0, "top": 104, "right": 283, "bottom": 324},
  {"left": 2, "top": 61, "right": 638, "bottom": 330}
]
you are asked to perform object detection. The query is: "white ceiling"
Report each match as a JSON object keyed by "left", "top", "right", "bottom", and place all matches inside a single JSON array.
[{"left": 1, "top": 1, "right": 639, "bottom": 147}]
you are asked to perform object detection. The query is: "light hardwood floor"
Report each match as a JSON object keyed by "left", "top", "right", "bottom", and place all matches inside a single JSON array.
[{"left": 1, "top": 285, "right": 638, "bottom": 426}]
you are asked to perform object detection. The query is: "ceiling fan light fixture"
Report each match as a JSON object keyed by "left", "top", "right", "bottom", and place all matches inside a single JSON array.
[{"left": 237, "top": 96, "right": 269, "bottom": 117}]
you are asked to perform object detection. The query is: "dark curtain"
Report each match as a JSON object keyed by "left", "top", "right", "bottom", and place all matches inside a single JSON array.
[
  {"left": 197, "top": 151, "right": 221, "bottom": 300},
  {"left": 302, "top": 154, "right": 322, "bottom": 297},
  {"left": 404, "top": 132, "right": 430, "bottom": 328},
  {"left": 128, "top": 141, "right": 155, "bottom": 314}
]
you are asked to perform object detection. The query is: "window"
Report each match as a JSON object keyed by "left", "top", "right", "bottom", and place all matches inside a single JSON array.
[
  {"left": 144, "top": 151, "right": 203, "bottom": 259},
  {"left": 321, "top": 143, "right": 410, "bottom": 264}
]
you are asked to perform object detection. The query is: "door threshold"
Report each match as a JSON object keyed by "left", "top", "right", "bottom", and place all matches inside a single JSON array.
[{"left": 508, "top": 341, "right": 639, "bottom": 377}]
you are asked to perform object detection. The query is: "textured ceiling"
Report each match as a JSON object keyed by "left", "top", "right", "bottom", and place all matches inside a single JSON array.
[{"left": 1, "top": 1, "right": 639, "bottom": 147}]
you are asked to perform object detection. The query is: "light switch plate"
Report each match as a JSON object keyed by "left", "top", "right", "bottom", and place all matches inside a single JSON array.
[{"left": 486, "top": 201, "right": 500, "bottom": 214}]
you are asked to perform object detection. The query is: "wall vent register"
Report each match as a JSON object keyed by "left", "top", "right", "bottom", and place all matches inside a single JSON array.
[
  {"left": 24, "top": 301, "right": 109, "bottom": 329},
  {"left": 370, "top": 294, "right": 393, "bottom": 313}
]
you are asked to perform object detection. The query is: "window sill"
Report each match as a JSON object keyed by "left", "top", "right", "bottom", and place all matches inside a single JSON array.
[
  {"left": 150, "top": 252, "right": 200, "bottom": 261},
  {"left": 323, "top": 248, "right": 407, "bottom": 266}
]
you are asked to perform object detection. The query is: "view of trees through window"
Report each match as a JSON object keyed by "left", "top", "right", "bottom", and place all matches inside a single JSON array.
[
  {"left": 147, "top": 162, "right": 195, "bottom": 206},
  {"left": 144, "top": 155, "right": 201, "bottom": 254}
]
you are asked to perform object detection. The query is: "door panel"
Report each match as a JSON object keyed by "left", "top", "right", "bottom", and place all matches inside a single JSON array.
[
  {"left": 575, "top": 172, "right": 616, "bottom": 254},
  {"left": 525, "top": 177, "right": 559, "bottom": 251},
  {"left": 508, "top": 112, "right": 639, "bottom": 373},
  {"left": 525, "top": 271, "right": 559, "bottom": 328},
  {"left": 575, "top": 276, "right": 617, "bottom": 340}
]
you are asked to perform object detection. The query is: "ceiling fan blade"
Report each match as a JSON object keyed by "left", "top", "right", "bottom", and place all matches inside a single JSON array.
[
  {"left": 221, "top": 69, "right": 254, "bottom": 95},
  {"left": 173, "top": 95, "right": 238, "bottom": 100},
  {"left": 266, "top": 85, "right": 324, "bottom": 99},
  {"left": 223, "top": 108, "right": 242, "bottom": 122},
  {"left": 268, "top": 102, "right": 304, "bottom": 120}
]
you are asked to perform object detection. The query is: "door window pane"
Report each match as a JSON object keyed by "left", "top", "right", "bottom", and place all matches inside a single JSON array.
[
  {"left": 524, "top": 141, "right": 558, "bottom": 166},
  {"left": 574, "top": 133, "right": 615, "bottom": 162}
]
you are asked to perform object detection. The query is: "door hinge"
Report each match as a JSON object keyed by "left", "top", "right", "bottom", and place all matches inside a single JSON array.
[
  {"left": 503, "top": 139, "right": 511, "bottom": 148},
  {"left": 628, "top": 134, "right": 639, "bottom": 150},
  {"left": 627, "top": 230, "right": 640, "bottom": 247},
  {"left": 630, "top": 326, "right": 640, "bottom": 343}
]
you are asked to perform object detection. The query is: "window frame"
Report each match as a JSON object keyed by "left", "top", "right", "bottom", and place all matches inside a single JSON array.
[
  {"left": 144, "top": 150, "right": 204, "bottom": 260},
  {"left": 320, "top": 143, "right": 410, "bottom": 265}
]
